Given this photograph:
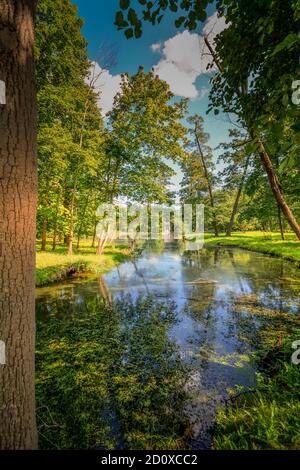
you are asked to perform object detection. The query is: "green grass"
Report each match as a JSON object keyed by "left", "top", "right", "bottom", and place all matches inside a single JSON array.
[
  {"left": 36, "top": 240, "right": 132, "bottom": 287},
  {"left": 214, "top": 332, "right": 300, "bottom": 450},
  {"left": 205, "top": 231, "right": 300, "bottom": 263}
]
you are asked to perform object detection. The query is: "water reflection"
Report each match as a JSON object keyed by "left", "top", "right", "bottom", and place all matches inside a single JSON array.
[{"left": 36, "top": 245, "right": 300, "bottom": 449}]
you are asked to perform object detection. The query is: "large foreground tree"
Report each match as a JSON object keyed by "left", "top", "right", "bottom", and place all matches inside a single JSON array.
[{"left": 0, "top": 0, "right": 38, "bottom": 448}]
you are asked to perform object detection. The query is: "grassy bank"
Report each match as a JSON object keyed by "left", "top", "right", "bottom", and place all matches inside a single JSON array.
[
  {"left": 207, "top": 233, "right": 300, "bottom": 449},
  {"left": 36, "top": 241, "right": 132, "bottom": 287},
  {"left": 205, "top": 231, "right": 300, "bottom": 264},
  {"left": 213, "top": 331, "right": 300, "bottom": 449}
]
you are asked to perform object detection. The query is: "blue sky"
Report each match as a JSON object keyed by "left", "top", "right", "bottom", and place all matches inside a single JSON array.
[{"left": 73, "top": 0, "right": 232, "bottom": 189}]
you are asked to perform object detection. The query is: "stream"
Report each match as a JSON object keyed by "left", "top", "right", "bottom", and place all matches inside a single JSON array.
[{"left": 36, "top": 244, "right": 300, "bottom": 449}]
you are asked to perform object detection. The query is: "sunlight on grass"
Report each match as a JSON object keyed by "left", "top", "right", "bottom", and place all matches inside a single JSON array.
[
  {"left": 205, "top": 231, "right": 300, "bottom": 263},
  {"left": 36, "top": 240, "right": 131, "bottom": 287}
]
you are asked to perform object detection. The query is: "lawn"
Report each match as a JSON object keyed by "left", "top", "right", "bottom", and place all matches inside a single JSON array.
[
  {"left": 36, "top": 240, "right": 132, "bottom": 287},
  {"left": 205, "top": 231, "right": 300, "bottom": 264}
]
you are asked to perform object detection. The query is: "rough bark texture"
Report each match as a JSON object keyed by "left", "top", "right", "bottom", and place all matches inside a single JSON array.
[{"left": 0, "top": 0, "right": 38, "bottom": 449}]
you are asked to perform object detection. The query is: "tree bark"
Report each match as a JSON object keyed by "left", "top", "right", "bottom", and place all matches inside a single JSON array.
[
  {"left": 226, "top": 155, "right": 250, "bottom": 236},
  {"left": 0, "top": 0, "right": 38, "bottom": 449}
]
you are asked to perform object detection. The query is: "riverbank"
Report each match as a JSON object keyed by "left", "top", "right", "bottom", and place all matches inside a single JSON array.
[
  {"left": 204, "top": 232, "right": 300, "bottom": 264},
  {"left": 206, "top": 232, "right": 300, "bottom": 449},
  {"left": 213, "top": 329, "right": 300, "bottom": 449},
  {"left": 36, "top": 242, "right": 132, "bottom": 287}
]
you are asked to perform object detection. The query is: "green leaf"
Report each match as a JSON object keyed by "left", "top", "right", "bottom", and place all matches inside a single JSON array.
[
  {"left": 128, "top": 8, "right": 138, "bottom": 25},
  {"left": 125, "top": 28, "right": 134, "bottom": 39},
  {"left": 170, "top": 1, "right": 178, "bottom": 12},
  {"left": 134, "top": 26, "right": 142, "bottom": 38},
  {"left": 272, "top": 33, "right": 299, "bottom": 56},
  {"left": 115, "top": 11, "right": 127, "bottom": 27},
  {"left": 175, "top": 16, "right": 185, "bottom": 28},
  {"left": 120, "top": 0, "right": 130, "bottom": 10}
]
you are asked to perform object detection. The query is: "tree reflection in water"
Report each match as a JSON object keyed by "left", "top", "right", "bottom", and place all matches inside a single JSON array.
[{"left": 36, "top": 294, "right": 190, "bottom": 450}]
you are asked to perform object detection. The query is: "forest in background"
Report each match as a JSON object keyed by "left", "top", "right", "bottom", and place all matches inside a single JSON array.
[{"left": 36, "top": 0, "right": 300, "bottom": 254}]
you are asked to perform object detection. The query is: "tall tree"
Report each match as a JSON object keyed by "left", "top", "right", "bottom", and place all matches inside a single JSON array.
[
  {"left": 207, "top": 0, "right": 300, "bottom": 238},
  {"left": 0, "top": 0, "right": 37, "bottom": 449},
  {"left": 95, "top": 68, "right": 188, "bottom": 255},
  {"left": 115, "top": 0, "right": 300, "bottom": 239},
  {"left": 218, "top": 130, "right": 252, "bottom": 236},
  {"left": 188, "top": 115, "right": 219, "bottom": 236}
]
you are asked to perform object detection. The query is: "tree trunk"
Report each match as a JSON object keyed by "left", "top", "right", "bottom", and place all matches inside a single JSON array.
[
  {"left": 67, "top": 190, "right": 75, "bottom": 256},
  {"left": 278, "top": 203, "right": 285, "bottom": 241},
  {"left": 76, "top": 193, "right": 89, "bottom": 250},
  {"left": 0, "top": 0, "right": 38, "bottom": 449},
  {"left": 41, "top": 214, "right": 47, "bottom": 251},
  {"left": 226, "top": 155, "right": 250, "bottom": 236},
  {"left": 204, "top": 36, "right": 300, "bottom": 241},
  {"left": 91, "top": 218, "right": 97, "bottom": 247},
  {"left": 194, "top": 130, "right": 219, "bottom": 237},
  {"left": 253, "top": 135, "right": 300, "bottom": 240},
  {"left": 52, "top": 194, "right": 60, "bottom": 251}
]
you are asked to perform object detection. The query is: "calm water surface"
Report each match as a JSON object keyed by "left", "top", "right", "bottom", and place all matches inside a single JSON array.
[{"left": 36, "top": 244, "right": 300, "bottom": 448}]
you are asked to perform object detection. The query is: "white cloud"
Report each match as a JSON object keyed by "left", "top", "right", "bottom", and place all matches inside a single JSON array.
[
  {"left": 152, "top": 13, "right": 227, "bottom": 99},
  {"left": 88, "top": 61, "right": 122, "bottom": 116},
  {"left": 203, "top": 11, "right": 227, "bottom": 45},
  {"left": 151, "top": 42, "right": 162, "bottom": 53}
]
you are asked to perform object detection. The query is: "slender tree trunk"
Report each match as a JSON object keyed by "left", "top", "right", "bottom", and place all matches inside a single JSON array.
[
  {"left": 41, "top": 183, "right": 49, "bottom": 251},
  {"left": 204, "top": 36, "right": 300, "bottom": 241},
  {"left": 67, "top": 190, "right": 75, "bottom": 256},
  {"left": 52, "top": 225, "right": 57, "bottom": 251},
  {"left": 41, "top": 214, "right": 47, "bottom": 251},
  {"left": 278, "top": 203, "right": 285, "bottom": 240},
  {"left": 226, "top": 155, "right": 250, "bottom": 236},
  {"left": 194, "top": 130, "right": 219, "bottom": 237},
  {"left": 253, "top": 135, "right": 300, "bottom": 240},
  {"left": 52, "top": 193, "right": 60, "bottom": 251},
  {"left": 0, "top": 0, "right": 38, "bottom": 449},
  {"left": 76, "top": 193, "right": 89, "bottom": 250},
  {"left": 91, "top": 218, "right": 97, "bottom": 247}
]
